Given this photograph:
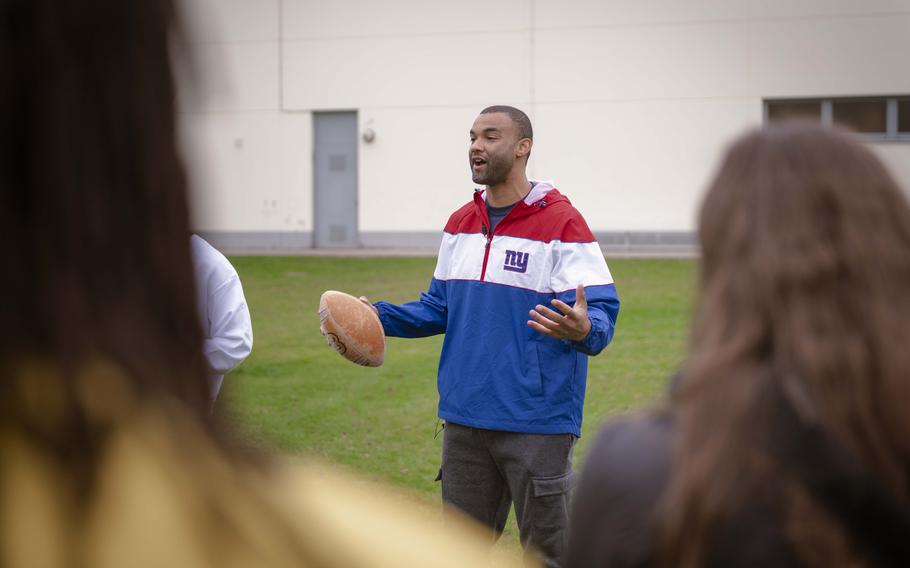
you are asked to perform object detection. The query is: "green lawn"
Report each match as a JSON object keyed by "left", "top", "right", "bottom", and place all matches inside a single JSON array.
[{"left": 219, "top": 256, "right": 695, "bottom": 542}]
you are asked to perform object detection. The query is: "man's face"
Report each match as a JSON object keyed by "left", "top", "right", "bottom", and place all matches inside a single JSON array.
[{"left": 469, "top": 112, "right": 521, "bottom": 186}]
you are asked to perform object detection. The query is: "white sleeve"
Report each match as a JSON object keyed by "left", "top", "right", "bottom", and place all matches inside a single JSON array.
[{"left": 203, "top": 275, "right": 253, "bottom": 374}]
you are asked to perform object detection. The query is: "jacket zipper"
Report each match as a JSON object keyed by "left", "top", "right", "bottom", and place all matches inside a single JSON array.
[
  {"left": 479, "top": 192, "right": 541, "bottom": 281},
  {"left": 480, "top": 222, "right": 492, "bottom": 281}
]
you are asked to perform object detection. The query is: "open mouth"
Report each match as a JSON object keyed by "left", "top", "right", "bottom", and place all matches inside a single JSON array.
[{"left": 471, "top": 157, "right": 487, "bottom": 170}]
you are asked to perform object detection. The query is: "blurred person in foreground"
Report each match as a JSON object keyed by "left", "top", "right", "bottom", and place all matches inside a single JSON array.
[
  {"left": 0, "top": 0, "right": 530, "bottom": 566},
  {"left": 566, "top": 124, "right": 910, "bottom": 567}
]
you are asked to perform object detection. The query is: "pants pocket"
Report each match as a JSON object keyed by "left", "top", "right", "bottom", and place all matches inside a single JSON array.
[
  {"left": 526, "top": 471, "right": 574, "bottom": 564},
  {"left": 532, "top": 471, "right": 574, "bottom": 498},
  {"left": 530, "top": 471, "right": 574, "bottom": 527}
]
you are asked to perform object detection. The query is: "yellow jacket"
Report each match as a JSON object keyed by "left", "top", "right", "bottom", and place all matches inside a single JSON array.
[{"left": 1, "top": 362, "right": 532, "bottom": 568}]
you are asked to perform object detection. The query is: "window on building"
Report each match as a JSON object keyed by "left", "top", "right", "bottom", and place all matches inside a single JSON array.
[
  {"left": 767, "top": 101, "right": 821, "bottom": 123},
  {"left": 900, "top": 99, "right": 910, "bottom": 134},
  {"left": 832, "top": 99, "right": 887, "bottom": 134},
  {"left": 765, "top": 96, "right": 910, "bottom": 142}
]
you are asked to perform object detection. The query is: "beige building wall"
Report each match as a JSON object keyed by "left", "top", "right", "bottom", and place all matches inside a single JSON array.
[
  {"left": 180, "top": 0, "right": 910, "bottom": 250},
  {"left": 179, "top": 0, "right": 313, "bottom": 248}
]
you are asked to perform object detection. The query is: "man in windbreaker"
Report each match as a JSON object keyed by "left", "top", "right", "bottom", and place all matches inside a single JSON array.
[{"left": 365, "top": 106, "right": 619, "bottom": 568}]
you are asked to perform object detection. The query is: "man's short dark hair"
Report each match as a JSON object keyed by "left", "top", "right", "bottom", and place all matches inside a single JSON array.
[{"left": 480, "top": 105, "right": 533, "bottom": 141}]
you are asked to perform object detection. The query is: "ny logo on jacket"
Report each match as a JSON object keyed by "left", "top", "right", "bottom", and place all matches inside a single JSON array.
[{"left": 503, "top": 250, "right": 529, "bottom": 273}]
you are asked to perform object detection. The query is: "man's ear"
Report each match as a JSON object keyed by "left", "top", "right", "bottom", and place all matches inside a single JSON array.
[{"left": 516, "top": 138, "right": 532, "bottom": 160}]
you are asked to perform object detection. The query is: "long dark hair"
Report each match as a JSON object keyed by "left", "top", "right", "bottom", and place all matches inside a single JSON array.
[
  {"left": 0, "top": 0, "right": 216, "bottom": 486},
  {"left": 662, "top": 124, "right": 910, "bottom": 565}
]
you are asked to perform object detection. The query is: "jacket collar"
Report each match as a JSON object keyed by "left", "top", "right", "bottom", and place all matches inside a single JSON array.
[
  {"left": 474, "top": 179, "right": 556, "bottom": 203},
  {"left": 472, "top": 180, "right": 567, "bottom": 226}
]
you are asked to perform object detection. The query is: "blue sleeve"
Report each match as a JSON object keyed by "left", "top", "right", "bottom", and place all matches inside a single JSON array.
[
  {"left": 557, "top": 283, "right": 619, "bottom": 356},
  {"left": 374, "top": 277, "right": 448, "bottom": 338}
]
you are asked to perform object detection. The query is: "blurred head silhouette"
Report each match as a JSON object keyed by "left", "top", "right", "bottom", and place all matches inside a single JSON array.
[
  {"left": 0, "top": 0, "right": 213, "bottom": 469},
  {"left": 664, "top": 123, "right": 910, "bottom": 565}
]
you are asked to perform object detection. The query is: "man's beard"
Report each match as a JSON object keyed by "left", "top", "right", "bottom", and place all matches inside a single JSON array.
[{"left": 472, "top": 153, "right": 512, "bottom": 186}]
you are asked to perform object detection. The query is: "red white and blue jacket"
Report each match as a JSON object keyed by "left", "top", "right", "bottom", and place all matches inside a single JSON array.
[{"left": 375, "top": 181, "right": 619, "bottom": 436}]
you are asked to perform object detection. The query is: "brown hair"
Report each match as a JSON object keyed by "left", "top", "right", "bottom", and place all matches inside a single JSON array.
[
  {"left": 662, "top": 124, "right": 910, "bottom": 565},
  {"left": 0, "top": 0, "right": 219, "bottom": 490}
]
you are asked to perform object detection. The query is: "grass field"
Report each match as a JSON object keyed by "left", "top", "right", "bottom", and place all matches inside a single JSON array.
[{"left": 218, "top": 256, "right": 696, "bottom": 543}]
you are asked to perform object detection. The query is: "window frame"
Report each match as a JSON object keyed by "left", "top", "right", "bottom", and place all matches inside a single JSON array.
[{"left": 764, "top": 96, "right": 910, "bottom": 143}]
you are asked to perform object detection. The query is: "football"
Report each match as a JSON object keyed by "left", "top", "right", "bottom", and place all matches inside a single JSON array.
[{"left": 318, "top": 290, "right": 386, "bottom": 367}]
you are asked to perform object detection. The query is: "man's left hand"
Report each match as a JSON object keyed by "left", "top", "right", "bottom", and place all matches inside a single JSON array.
[{"left": 528, "top": 284, "right": 592, "bottom": 342}]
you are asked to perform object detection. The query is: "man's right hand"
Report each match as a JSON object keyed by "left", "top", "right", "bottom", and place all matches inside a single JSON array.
[{"left": 359, "top": 296, "right": 379, "bottom": 317}]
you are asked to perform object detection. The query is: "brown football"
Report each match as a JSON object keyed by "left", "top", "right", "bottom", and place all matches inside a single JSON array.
[{"left": 318, "top": 290, "right": 386, "bottom": 367}]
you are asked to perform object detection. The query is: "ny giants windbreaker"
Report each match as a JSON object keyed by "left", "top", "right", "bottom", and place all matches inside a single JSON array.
[{"left": 375, "top": 182, "right": 619, "bottom": 436}]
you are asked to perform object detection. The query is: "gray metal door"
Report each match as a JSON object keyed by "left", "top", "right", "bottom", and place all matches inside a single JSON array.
[{"left": 314, "top": 111, "right": 358, "bottom": 248}]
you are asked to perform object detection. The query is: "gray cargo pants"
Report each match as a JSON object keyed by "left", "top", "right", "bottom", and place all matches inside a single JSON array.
[{"left": 438, "top": 422, "right": 576, "bottom": 568}]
